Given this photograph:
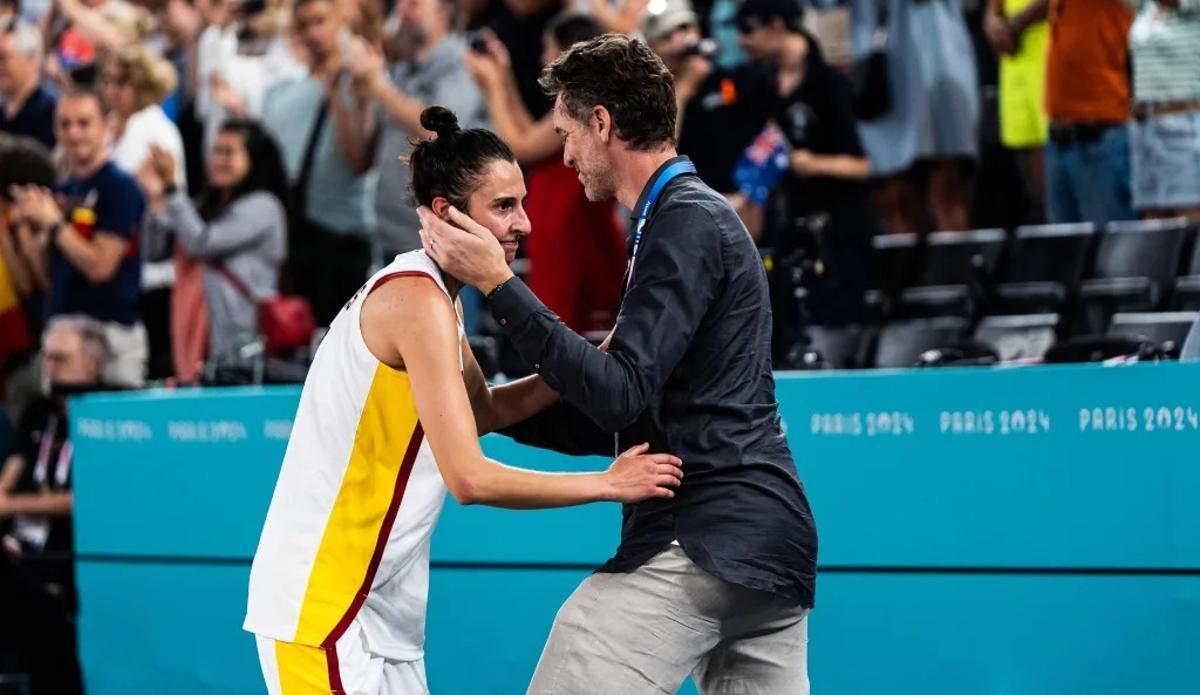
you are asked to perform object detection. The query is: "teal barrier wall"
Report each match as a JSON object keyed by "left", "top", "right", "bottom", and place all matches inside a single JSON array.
[{"left": 69, "top": 364, "right": 1200, "bottom": 694}]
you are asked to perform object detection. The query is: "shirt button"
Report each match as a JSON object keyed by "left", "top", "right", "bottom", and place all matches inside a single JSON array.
[
  {"left": 534, "top": 363, "right": 541, "bottom": 370},
  {"left": 499, "top": 318, "right": 507, "bottom": 326}
]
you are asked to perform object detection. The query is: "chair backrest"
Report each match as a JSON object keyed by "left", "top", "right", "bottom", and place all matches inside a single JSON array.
[
  {"left": 872, "top": 317, "right": 968, "bottom": 369},
  {"left": 914, "top": 229, "right": 1006, "bottom": 287},
  {"left": 1000, "top": 223, "right": 1095, "bottom": 286},
  {"left": 1093, "top": 219, "right": 1188, "bottom": 283},
  {"left": 870, "top": 233, "right": 919, "bottom": 294},
  {"left": 1107, "top": 311, "right": 1199, "bottom": 353},
  {"left": 1185, "top": 222, "right": 1200, "bottom": 275}
]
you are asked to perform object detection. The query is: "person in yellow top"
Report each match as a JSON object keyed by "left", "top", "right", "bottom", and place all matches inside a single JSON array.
[{"left": 985, "top": 0, "right": 1050, "bottom": 218}]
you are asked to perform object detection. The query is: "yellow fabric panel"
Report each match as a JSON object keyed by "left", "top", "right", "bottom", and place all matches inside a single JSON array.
[
  {"left": 294, "top": 365, "right": 421, "bottom": 645},
  {"left": 274, "top": 639, "right": 333, "bottom": 694},
  {"left": 0, "top": 259, "right": 19, "bottom": 311}
]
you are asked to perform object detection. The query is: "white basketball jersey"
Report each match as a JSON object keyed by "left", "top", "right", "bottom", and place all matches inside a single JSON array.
[{"left": 244, "top": 251, "right": 462, "bottom": 661}]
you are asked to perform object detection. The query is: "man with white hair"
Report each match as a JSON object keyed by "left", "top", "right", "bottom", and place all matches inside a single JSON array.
[
  {"left": 0, "top": 315, "right": 107, "bottom": 695},
  {"left": 0, "top": 21, "right": 57, "bottom": 149}
]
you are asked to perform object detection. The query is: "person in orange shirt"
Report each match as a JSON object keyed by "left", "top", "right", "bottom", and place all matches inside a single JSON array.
[{"left": 1043, "top": 0, "right": 1136, "bottom": 226}]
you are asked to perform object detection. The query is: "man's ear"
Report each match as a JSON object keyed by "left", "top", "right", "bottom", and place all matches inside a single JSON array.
[
  {"left": 593, "top": 105, "right": 611, "bottom": 145},
  {"left": 431, "top": 197, "right": 451, "bottom": 219}
]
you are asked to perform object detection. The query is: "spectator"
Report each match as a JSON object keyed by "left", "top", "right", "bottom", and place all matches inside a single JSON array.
[
  {"left": 1129, "top": 0, "right": 1200, "bottom": 222},
  {"left": 737, "top": 0, "right": 877, "bottom": 362},
  {"left": 44, "top": 0, "right": 155, "bottom": 87},
  {"left": 472, "top": 0, "right": 563, "bottom": 119},
  {"left": 261, "top": 0, "right": 373, "bottom": 326},
  {"left": 0, "top": 0, "right": 15, "bottom": 25},
  {"left": 0, "top": 135, "right": 56, "bottom": 372},
  {"left": 646, "top": 0, "right": 773, "bottom": 221},
  {"left": 9, "top": 90, "right": 147, "bottom": 387},
  {"left": 464, "top": 14, "right": 626, "bottom": 333},
  {"left": 590, "top": 0, "right": 650, "bottom": 34},
  {"left": 850, "top": 0, "right": 980, "bottom": 233},
  {"left": 1042, "top": 0, "right": 1134, "bottom": 226},
  {"left": 346, "top": 0, "right": 488, "bottom": 257},
  {"left": 0, "top": 22, "right": 56, "bottom": 149},
  {"left": 0, "top": 315, "right": 108, "bottom": 695},
  {"left": 138, "top": 121, "right": 288, "bottom": 374},
  {"left": 102, "top": 45, "right": 187, "bottom": 187},
  {"left": 984, "top": 0, "right": 1050, "bottom": 220}
]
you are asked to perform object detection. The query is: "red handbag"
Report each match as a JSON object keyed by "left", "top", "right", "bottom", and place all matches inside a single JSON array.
[{"left": 213, "top": 264, "right": 315, "bottom": 354}]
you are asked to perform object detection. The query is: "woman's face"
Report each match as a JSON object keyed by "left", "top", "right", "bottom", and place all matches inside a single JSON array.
[
  {"left": 100, "top": 64, "right": 137, "bottom": 118},
  {"left": 208, "top": 131, "right": 251, "bottom": 191}
]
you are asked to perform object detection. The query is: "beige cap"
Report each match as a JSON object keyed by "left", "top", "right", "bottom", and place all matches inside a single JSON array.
[{"left": 641, "top": 0, "right": 699, "bottom": 44}]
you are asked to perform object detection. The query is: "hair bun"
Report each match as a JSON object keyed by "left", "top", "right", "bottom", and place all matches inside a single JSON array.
[{"left": 421, "top": 106, "right": 461, "bottom": 141}]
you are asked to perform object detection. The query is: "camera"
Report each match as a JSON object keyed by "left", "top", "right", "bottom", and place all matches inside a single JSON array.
[
  {"left": 676, "top": 38, "right": 719, "bottom": 61},
  {"left": 467, "top": 30, "right": 489, "bottom": 54}
]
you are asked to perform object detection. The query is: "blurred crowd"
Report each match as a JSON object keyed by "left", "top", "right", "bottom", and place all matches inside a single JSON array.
[{"left": 0, "top": 0, "right": 1196, "bottom": 689}]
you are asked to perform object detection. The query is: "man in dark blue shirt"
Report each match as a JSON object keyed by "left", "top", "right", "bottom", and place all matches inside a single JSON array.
[
  {"left": 421, "top": 34, "right": 817, "bottom": 694},
  {"left": 0, "top": 23, "right": 57, "bottom": 150},
  {"left": 11, "top": 90, "right": 147, "bottom": 386}
]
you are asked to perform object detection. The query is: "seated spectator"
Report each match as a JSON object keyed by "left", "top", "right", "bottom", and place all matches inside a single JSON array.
[
  {"left": 0, "top": 315, "right": 108, "bottom": 695},
  {"left": 260, "top": 0, "right": 372, "bottom": 326},
  {"left": 1129, "top": 0, "right": 1200, "bottom": 222},
  {"left": 138, "top": 120, "right": 288, "bottom": 375},
  {"left": 463, "top": 14, "right": 626, "bottom": 333},
  {"left": 0, "top": 22, "right": 57, "bottom": 149},
  {"left": 738, "top": 0, "right": 878, "bottom": 362},
  {"left": 9, "top": 89, "right": 147, "bottom": 387},
  {"left": 1043, "top": 0, "right": 1134, "bottom": 227}
]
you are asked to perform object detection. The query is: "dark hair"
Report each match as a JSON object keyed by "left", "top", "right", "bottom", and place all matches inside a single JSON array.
[
  {"left": 409, "top": 106, "right": 515, "bottom": 210},
  {"left": 197, "top": 119, "right": 293, "bottom": 224},
  {"left": 0, "top": 134, "right": 55, "bottom": 202},
  {"left": 57, "top": 88, "right": 105, "bottom": 115},
  {"left": 546, "top": 13, "right": 603, "bottom": 50},
  {"left": 539, "top": 34, "right": 676, "bottom": 152}
]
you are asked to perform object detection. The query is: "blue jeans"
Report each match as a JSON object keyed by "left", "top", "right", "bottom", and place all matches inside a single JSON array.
[{"left": 1045, "top": 124, "right": 1136, "bottom": 227}]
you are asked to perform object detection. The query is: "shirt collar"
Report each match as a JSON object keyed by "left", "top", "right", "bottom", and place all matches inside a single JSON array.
[{"left": 627, "top": 154, "right": 694, "bottom": 224}]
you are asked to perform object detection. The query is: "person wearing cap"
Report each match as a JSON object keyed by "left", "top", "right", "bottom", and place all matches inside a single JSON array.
[
  {"left": 737, "top": 0, "right": 880, "bottom": 364},
  {"left": 645, "top": 0, "right": 773, "bottom": 214}
]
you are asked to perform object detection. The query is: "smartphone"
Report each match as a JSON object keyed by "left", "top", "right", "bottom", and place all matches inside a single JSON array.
[{"left": 467, "top": 30, "right": 489, "bottom": 54}]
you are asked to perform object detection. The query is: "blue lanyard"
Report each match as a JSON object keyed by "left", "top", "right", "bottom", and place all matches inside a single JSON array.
[{"left": 627, "top": 160, "right": 697, "bottom": 287}]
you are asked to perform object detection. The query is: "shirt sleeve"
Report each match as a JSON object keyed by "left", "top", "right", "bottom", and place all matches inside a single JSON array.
[
  {"left": 499, "top": 400, "right": 615, "bottom": 457},
  {"left": 95, "top": 173, "right": 145, "bottom": 240},
  {"left": 489, "top": 202, "right": 724, "bottom": 432},
  {"left": 822, "top": 68, "right": 867, "bottom": 157},
  {"left": 158, "top": 192, "right": 283, "bottom": 258}
]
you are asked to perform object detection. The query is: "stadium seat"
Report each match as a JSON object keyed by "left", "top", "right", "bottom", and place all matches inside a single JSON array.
[
  {"left": 1106, "top": 311, "right": 1199, "bottom": 358},
  {"left": 1172, "top": 223, "right": 1200, "bottom": 310},
  {"left": 899, "top": 229, "right": 1006, "bottom": 317},
  {"left": 870, "top": 317, "right": 969, "bottom": 369},
  {"left": 993, "top": 223, "right": 1095, "bottom": 314},
  {"left": 865, "top": 233, "right": 920, "bottom": 319},
  {"left": 1080, "top": 218, "right": 1190, "bottom": 332},
  {"left": 807, "top": 325, "right": 870, "bottom": 369}
]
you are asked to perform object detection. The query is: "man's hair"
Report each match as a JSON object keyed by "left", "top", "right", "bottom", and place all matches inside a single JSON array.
[
  {"left": 2, "top": 21, "right": 42, "bottom": 62},
  {"left": 58, "top": 87, "right": 105, "bottom": 113},
  {"left": 546, "top": 12, "right": 602, "bottom": 50},
  {"left": 539, "top": 33, "right": 676, "bottom": 151},
  {"left": 409, "top": 105, "right": 515, "bottom": 210},
  {"left": 45, "top": 315, "right": 111, "bottom": 368}
]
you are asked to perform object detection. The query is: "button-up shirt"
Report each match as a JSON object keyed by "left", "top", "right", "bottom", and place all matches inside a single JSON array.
[{"left": 492, "top": 156, "right": 818, "bottom": 605}]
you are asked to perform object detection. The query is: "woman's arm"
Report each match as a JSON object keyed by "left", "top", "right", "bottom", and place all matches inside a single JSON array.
[{"left": 361, "top": 276, "right": 682, "bottom": 508}]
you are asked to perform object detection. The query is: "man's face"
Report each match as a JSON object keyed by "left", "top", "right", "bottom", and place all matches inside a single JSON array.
[
  {"left": 461, "top": 159, "right": 531, "bottom": 264},
  {"left": 294, "top": 0, "right": 341, "bottom": 63},
  {"left": 394, "top": 0, "right": 446, "bottom": 50},
  {"left": 55, "top": 95, "right": 107, "bottom": 168},
  {"left": 649, "top": 23, "right": 701, "bottom": 74},
  {"left": 0, "top": 33, "right": 37, "bottom": 95},
  {"left": 42, "top": 327, "right": 103, "bottom": 387},
  {"left": 554, "top": 95, "right": 617, "bottom": 203},
  {"left": 736, "top": 19, "right": 780, "bottom": 62}
]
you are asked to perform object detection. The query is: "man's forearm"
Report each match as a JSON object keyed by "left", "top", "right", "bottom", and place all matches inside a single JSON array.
[
  {"left": 1011, "top": 0, "right": 1049, "bottom": 33},
  {"left": 56, "top": 226, "right": 119, "bottom": 284},
  {"left": 328, "top": 81, "right": 374, "bottom": 175},
  {"left": 371, "top": 77, "right": 429, "bottom": 136}
]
